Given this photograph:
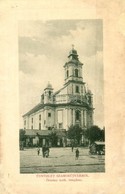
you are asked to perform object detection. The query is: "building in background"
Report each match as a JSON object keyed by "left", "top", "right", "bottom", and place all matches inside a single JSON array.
[{"left": 22, "top": 46, "right": 94, "bottom": 146}]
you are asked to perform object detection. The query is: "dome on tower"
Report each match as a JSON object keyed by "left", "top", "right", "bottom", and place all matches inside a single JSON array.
[
  {"left": 68, "top": 45, "right": 78, "bottom": 59},
  {"left": 87, "top": 89, "right": 92, "bottom": 95},
  {"left": 69, "top": 48, "right": 78, "bottom": 56},
  {"left": 46, "top": 82, "right": 52, "bottom": 89}
]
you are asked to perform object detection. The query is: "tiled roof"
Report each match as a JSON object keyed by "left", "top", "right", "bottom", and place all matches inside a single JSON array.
[{"left": 23, "top": 103, "right": 44, "bottom": 117}]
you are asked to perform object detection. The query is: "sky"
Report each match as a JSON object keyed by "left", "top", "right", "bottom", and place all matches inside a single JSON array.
[{"left": 19, "top": 20, "right": 104, "bottom": 129}]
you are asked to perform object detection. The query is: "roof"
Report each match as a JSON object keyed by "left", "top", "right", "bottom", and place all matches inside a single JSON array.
[
  {"left": 23, "top": 84, "right": 69, "bottom": 117},
  {"left": 25, "top": 129, "right": 36, "bottom": 137},
  {"left": 44, "top": 82, "right": 53, "bottom": 90},
  {"left": 53, "top": 84, "right": 69, "bottom": 96},
  {"left": 25, "top": 129, "right": 50, "bottom": 137},
  {"left": 23, "top": 103, "right": 44, "bottom": 117},
  {"left": 23, "top": 101, "right": 93, "bottom": 117},
  {"left": 68, "top": 48, "right": 78, "bottom": 56},
  {"left": 95, "top": 141, "right": 105, "bottom": 145},
  {"left": 24, "top": 129, "right": 66, "bottom": 137},
  {"left": 35, "top": 130, "right": 50, "bottom": 136}
]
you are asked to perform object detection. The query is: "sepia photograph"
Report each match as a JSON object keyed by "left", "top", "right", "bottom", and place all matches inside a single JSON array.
[
  {"left": 1, "top": 1, "right": 125, "bottom": 193},
  {"left": 19, "top": 19, "right": 105, "bottom": 173}
]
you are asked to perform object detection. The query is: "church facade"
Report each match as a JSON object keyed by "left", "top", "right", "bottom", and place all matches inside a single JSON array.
[{"left": 23, "top": 47, "right": 94, "bottom": 132}]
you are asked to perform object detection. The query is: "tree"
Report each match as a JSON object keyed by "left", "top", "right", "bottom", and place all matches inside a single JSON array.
[
  {"left": 67, "top": 125, "right": 82, "bottom": 146},
  {"left": 49, "top": 131, "right": 58, "bottom": 147},
  {"left": 19, "top": 129, "right": 26, "bottom": 150},
  {"left": 100, "top": 127, "right": 105, "bottom": 141},
  {"left": 86, "top": 125, "right": 102, "bottom": 144}
]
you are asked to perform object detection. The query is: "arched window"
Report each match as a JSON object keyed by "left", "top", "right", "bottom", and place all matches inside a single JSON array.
[
  {"left": 75, "top": 69, "right": 78, "bottom": 77},
  {"left": 67, "top": 70, "right": 69, "bottom": 78},
  {"left": 75, "top": 110, "right": 80, "bottom": 121},
  {"left": 49, "top": 91, "right": 51, "bottom": 97},
  {"left": 76, "top": 86, "right": 79, "bottom": 93}
]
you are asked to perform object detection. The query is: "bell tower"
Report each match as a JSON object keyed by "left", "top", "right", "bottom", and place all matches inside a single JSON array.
[
  {"left": 44, "top": 82, "right": 53, "bottom": 104},
  {"left": 64, "top": 45, "right": 83, "bottom": 84}
]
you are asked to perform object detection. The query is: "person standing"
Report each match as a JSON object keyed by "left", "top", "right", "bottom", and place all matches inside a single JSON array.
[
  {"left": 75, "top": 148, "right": 79, "bottom": 160},
  {"left": 42, "top": 146, "right": 45, "bottom": 158},
  {"left": 37, "top": 147, "right": 40, "bottom": 156}
]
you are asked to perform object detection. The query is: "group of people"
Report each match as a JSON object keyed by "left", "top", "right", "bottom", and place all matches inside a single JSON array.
[
  {"left": 37, "top": 145, "right": 80, "bottom": 159},
  {"left": 37, "top": 146, "right": 50, "bottom": 158}
]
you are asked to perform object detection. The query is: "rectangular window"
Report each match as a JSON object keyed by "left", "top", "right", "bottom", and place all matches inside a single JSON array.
[
  {"left": 76, "top": 86, "right": 79, "bottom": 93},
  {"left": 24, "top": 120, "right": 26, "bottom": 125},
  {"left": 44, "top": 120, "right": 46, "bottom": 124},
  {"left": 39, "top": 123, "right": 41, "bottom": 130},
  {"left": 39, "top": 114, "right": 41, "bottom": 120},
  {"left": 31, "top": 125, "right": 33, "bottom": 129},
  {"left": 31, "top": 118, "right": 33, "bottom": 123},
  {"left": 48, "top": 113, "right": 51, "bottom": 117}
]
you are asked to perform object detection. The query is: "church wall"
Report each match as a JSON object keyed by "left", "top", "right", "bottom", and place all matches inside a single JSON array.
[
  {"left": 55, "top": 108, "right": 64, "bottom": 129},
  {"left": 43, "top": 108, "right": 54, "bottom": 129},
  {"left": 44, "top": 108, "right": 55, "bottom": 128},
  {"left": 68, "top": 108, "right": 73, "bottom": 127},
  {"left": 23, "top": 116, "right": 29, "bottom": 130},
  {"left": 27, "top": 114, "right": 33, "bottom": 129},
  {"left": 41, "top": 110, "right": 44, "bottom": 129},
  {"left": 62, "top": 108, "right": 68, "bottom": 129},
  {"left": 23, "top": 106, "right": 93, "bottom": 131}
]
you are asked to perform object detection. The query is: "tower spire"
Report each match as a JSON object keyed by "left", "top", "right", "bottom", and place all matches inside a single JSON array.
[{"left": 72, "top": 44, "right": 74, "bottom": 50}]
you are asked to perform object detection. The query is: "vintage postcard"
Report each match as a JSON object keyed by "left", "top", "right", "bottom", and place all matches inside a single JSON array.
[
  {"left": 0, "top": 0, "right": 125, "bottom": 194},
  {"left": 19, "top": 19, "right": 104, "bottom": 174}
]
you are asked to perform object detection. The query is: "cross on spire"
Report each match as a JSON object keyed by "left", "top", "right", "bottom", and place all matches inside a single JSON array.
[{"left": 72, "top": 44, "right": 74, "bottom": 49}]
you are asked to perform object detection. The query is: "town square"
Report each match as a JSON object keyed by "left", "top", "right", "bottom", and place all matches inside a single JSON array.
[{"left": 20, "top": 147, "right": 105, "bottom": 173}]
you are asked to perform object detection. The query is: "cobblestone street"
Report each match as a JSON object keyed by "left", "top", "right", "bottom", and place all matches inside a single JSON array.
[{"left": 20, "top": 147, "right": 105, "bottom": 173}]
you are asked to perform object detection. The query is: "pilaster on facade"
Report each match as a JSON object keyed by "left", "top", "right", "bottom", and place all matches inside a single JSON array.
[
  {"left": 81, "top": 110, "right": 84, "bottom": 128},
  {"left": 72, "top": 109, "right": 75, "bottom": 125}
]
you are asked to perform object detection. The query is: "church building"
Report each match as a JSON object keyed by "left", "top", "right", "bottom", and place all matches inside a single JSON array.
[{"left": 23, "top": 46, "right": 94, "bottom": 134}]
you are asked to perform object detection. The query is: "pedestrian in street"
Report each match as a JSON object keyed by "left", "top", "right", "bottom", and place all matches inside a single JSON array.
[
  {"left": 37, "top": 147, "right": 40, "bottom": 156},
  {"left": 75, "top": 148, "right": 79, "bottom": 160},
  {"left": 42, "top": 146, "right": 45, "bottom": 158},
  {"left": 44, "top": 146, "right": 50, "bottom": 158},
  {"left": 71, "top": 145, "right": 74, "bottom": 152}
]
